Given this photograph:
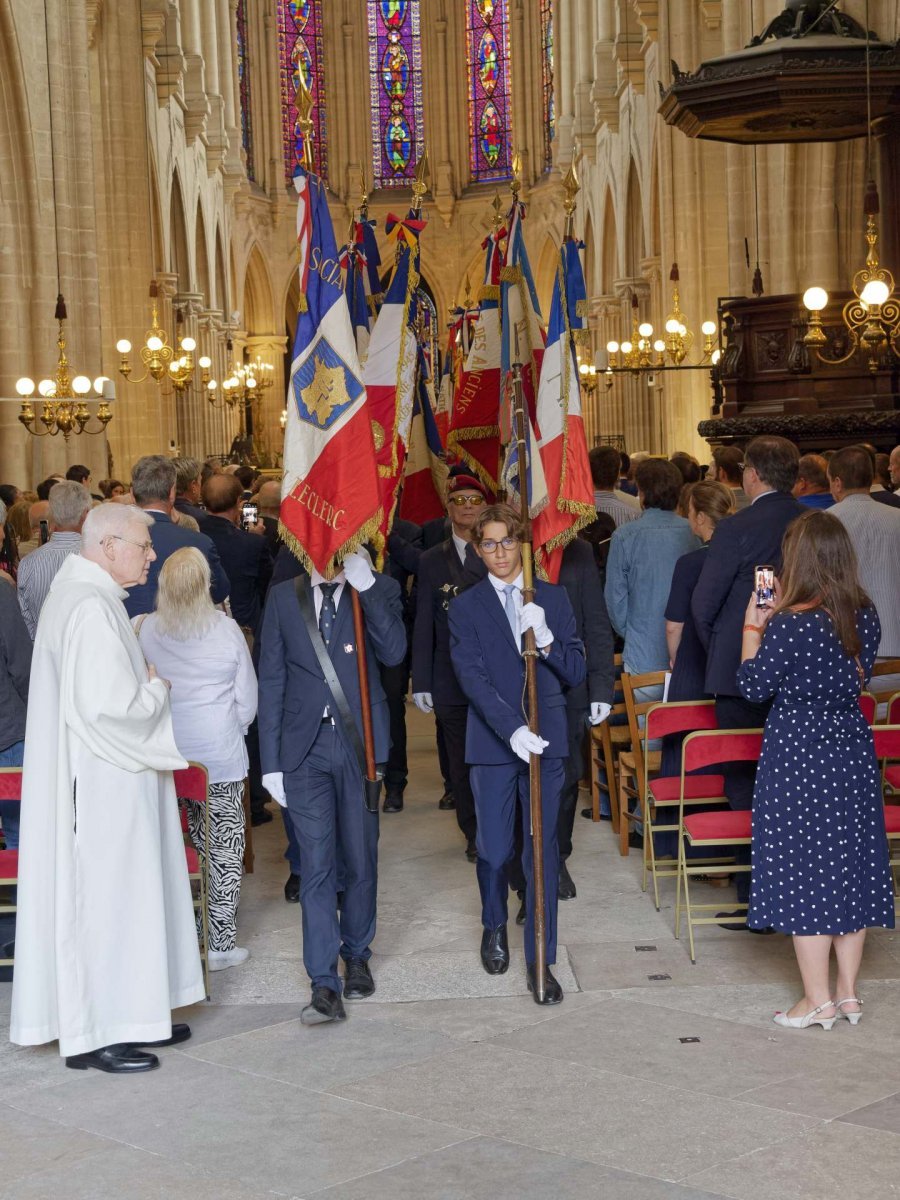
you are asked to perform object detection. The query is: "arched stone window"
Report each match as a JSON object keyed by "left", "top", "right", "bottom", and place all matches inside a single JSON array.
[
  {"left": 466, "top": 0, "right": 513, "bottom": 182},
  {"left": 277, "top": 0, "right": 327, "bottom": 180},
  {"left": 367, "top": 1, "right": 426, "bottom": 189}
]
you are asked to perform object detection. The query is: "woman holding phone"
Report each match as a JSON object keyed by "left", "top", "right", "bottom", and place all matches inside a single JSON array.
[{"left": 738, "top": 510, "right": 893, "bottom": 1030}]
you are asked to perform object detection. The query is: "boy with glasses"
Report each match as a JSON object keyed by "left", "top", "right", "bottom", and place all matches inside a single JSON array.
[{"left": 448, "top": 504, "right": 585, "bottom": 1003}]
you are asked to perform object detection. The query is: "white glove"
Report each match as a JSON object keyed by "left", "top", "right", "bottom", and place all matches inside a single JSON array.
[
  {"left": 413, "top": 692, "right": 434, "bottom": 713},
  {"left": 510, "top": 725, "right": 550, "bottom": 763},
  {"left": 262, "top": 772, "right": 287, "bottom": 808},
  {"left": 342, "top": 550, "right": 376, "bottom": 592},
  {"left": 520, "top": 601, "right": 553, "bottom": 649},
  {"left": 590, "top": 702, "right": 612, "bottom": 726}
]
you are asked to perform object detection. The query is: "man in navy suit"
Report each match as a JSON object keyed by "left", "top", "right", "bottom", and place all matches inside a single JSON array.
[
  {"left": 124, "top": 456, "right": 230, "bottom": 618},
  {"left": 449, "top": 504, "right": 586, "bottom": 1004},
  {"left": 199, "top": 474, "right": 272, "bottom": 632},
  {"left": 412, "top": 474, "right": 490, "bottom": 856},
  {"left": 258, "top": 551, "right": 406, "bottom": 1025},
  {"left": 692, "top": 435, "right": 801, "bottom": 921}
]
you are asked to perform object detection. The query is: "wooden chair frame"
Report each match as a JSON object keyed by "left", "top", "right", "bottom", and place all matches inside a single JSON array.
[
  {"left": 589, "top": 661, "right": 628, "bottom": 827},
  {"left": 674, "top": 729, "right": 764, "bottom": 962},
  {"left": 615, "top": 671, "right": 668, "bottom": 856}
]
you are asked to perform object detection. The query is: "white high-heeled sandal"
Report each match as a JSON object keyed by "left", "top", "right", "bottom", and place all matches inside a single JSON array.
[
  {"left": 772, "top": 1001, "right": 836, "bottom": 1031},
  {"left": 835, "top": 997, "right": 863, "bottom": 1026}
]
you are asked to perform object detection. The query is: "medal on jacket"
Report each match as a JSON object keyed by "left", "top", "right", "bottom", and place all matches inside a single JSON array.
[{"left": 343, "top": 643, "right": 355, "bottom": 654}]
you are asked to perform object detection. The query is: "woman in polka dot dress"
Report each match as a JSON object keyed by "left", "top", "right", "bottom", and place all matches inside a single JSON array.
[{"left": 738, "top": 510, "right": 894, "bottom": 1031}]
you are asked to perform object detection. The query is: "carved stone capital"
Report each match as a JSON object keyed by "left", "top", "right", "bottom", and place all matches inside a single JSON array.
[{"left": 699, "top": 1, "right": 723, "bottom": 31}]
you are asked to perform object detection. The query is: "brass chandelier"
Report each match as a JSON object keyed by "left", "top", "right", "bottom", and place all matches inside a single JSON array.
[{"left": 115, "top": 282, "right": 212, "bottom": 396}]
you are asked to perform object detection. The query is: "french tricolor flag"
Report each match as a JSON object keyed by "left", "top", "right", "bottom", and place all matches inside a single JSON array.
[
  {"left": 399, "top": 348, "right": 448, "bottom": 525},
  {"left": 531, "top": 239, "right": 595, "bottom": 583},
  {"left": 280, "top": 171, "right": 382, "bottom": 578}
]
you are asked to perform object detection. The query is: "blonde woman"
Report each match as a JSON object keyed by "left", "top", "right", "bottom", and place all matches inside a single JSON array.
[{"left": 135, "top": 547, "right": 257, "bottom": 971}]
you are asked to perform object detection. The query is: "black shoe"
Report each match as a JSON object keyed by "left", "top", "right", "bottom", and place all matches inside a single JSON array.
[
  {"left": 284, "top": 873, "right": 301, "bottom": 903},
  {"left": 301, "top": 986, "right": 347, "bottom": 1025},
  {"left": 480, "top": 925, "right": 509, "bottom": 975},
  {"left": 515, "top": 890, "right": 526, "bottom": 926},
  {"left": 628, "top": 830, "right": 644, "bottom": 849},
  {"left": 132, "top": 1023, "right": 191, "bottom": 1049},
  {"left": 715, "top": 910, "right": 774, "bottom": 934},
  {"left": 343, "top": 957, "right": 375, "bottom": 999},
  {"left": 526, "top": 964, "right": 564, "bottom": 1005},
  {"left": 558, "top": 861, "right": 577, "bottom": 900},
  {"left": 465, "top": 837, "right": 477, "bottom": 863},
  {"left": 383, "top": 791, "right": 404, "bottom": 813},
  {"left": 438, "top": 790, "right": 456, "bottom": 810},
  {"left": 66, "top": 1044, "right": 160, "bottom": 1074},
  {"left": 580, "top": 807, "right": 611, "bottom": 820},
  {"left": 250, "top": 807, "right": 273, "bottom": 826}
]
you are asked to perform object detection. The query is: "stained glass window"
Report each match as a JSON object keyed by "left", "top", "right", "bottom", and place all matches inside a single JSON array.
[
  {"left": 467, "top": 0, "right": 513, "bottom": 183},
  {"left": 367, "top": 1, "right": 425, "bottom": 189},
  {"left": 236, "top": 0, "right": 254, "bottom": 181},
  {"left": 277, "top": 1, "right": 327, "bottom": 181},
  {"left": 541, "top": 0, "right": 554, "bottom": 170}
]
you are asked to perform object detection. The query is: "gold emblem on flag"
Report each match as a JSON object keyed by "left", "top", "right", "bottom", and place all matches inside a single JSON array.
[
  {"left": 301, "top": 356, "right": 346, "bottom": 427},
  {"left": 371, "top": 419, "right": 385, "bottom": 451}
]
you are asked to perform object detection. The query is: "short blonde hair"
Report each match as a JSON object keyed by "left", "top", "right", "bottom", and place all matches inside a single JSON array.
[{"left": 154, "top": 547, "right": 217, "bottom": 640}]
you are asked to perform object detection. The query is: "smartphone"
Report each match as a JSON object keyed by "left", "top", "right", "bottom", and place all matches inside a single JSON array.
[
  {"left": 39, "top": 518, "right": 49, "bottom": 545},
  {"left": 241, "top": 502, "right": 258, "bottom": 531},
  {"left": 754, "top": 564, "right": 775, "bottom": 608}
]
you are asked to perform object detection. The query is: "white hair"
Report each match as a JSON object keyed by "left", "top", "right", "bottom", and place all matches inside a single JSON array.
[{"left": 81, "top": 503, "right": 152, "bottom": 549}]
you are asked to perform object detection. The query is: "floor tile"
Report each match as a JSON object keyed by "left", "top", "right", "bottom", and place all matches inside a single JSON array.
[
  {"left": 837, "top": 1089, "right": 900, "bottom": 1135},
  {"left": 0, "top": 1105, "right": 111, "bottom": 1188}
]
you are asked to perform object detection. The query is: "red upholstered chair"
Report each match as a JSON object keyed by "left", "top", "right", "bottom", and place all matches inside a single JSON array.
[
  {"left": 874, "top": 727, "right": 900, "bottom": 913},
  {"left": 0, "top": 769, "right": 21, "bottom": 966},
  {"left": 641, "top": 701, "right": 727, "bottom": 909},
  {"left": 859, "top": 692, "right": 877, "bottom": 727},
  {"left": 887, "top": 693, "right": 900, "bottom": 727},
  {"left": 674, "top": 729, "right": 764, "bottom": 962},
  {"left": 174, "top": 764, "right": 210, "bottom": 999}
]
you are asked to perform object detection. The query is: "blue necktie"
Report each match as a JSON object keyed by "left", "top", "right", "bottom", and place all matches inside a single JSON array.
[
  {"left": 502, "top": 583, "right": 518, "bottom": 645},
  {"left": 318, "top": 583, "right": 338, "bottom": 647}
]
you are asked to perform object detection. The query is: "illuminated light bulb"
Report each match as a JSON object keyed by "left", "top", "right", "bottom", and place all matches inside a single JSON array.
[
  {"left": 712, "top": 348, "right": 722, "bottom": 364},
  {"left": 93, "top": 376, "right": 109, "bottom": 394},
  {"left": 579, "top": 362, "right": 589, "bottom": 375},
  {"left": 38, "top": 379, "right": 56, "bottom": 397},
  {"left": 701, "top": 320, "right": 717, "bottom": 336},
  {"left": 207, "top": 380, "right": 218, "bottom": 391},
  {"left": 169, "top": 362, "right": 179, "bottom": 375},
  {"left": 147, "top": 336, "right": 164, "bottom": 353},
  {"left": 246, "top": 377, "right": 258, "bottom": 389},
  {"left": 181, "top": 337, "right": 196, "bottom": 353},
  {"left": 861, "top": 279, "right": 890, "bottom": 307},
  {"left": 677, "top": 323, "right": 687, "bottom": 337},
  {"left": 198, "top": 356, "right": 212, "bottom": 370},
  {"left": 665, "top": 318, "right": 680, "bottom": 334},
  {"left": 653, "top": 339, "right": 665, "bottom": 353},
  {"left": 72, "top": 375, "right": 92, "bottom": 395},
  {"left": 802, "top": 286, "right": 829, "bottom": 312},
  {"left": 621, "top": 341, "right": 633, "bottom": 354},
  {"left": 606, "top": 341, "right": 619, "bottom": 354},
  {"left": 638, "top": 322, "right": 653, "bottom": 338},
  {"left": 116, "top": 339, "right": 131, "bottom": 355},
  {"left": 15, "top": 377, "right": 35, "bottom": 397}
]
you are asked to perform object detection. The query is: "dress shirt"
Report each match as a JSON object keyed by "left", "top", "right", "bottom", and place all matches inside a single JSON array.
[
  {"left": 452, "top": 532, "right": 470, "bottom": 564},
  {"left": 135, "top": 611, "right": 257, "bottom": 784},
  {"left": 604, "top": 508, "right": 700, "bottom": 673},
  {"left": 17, "top": 532, "right": 81, "bottom": 638},
  {"left": 797, "top": 491, "right": 835, "bottom": 510},
  {"left": 831, "top": 493, "right": 900, "bottom": 656},
  {"left": 594, "top": 489, "right": 641, "bottom": 529},
  {"left": 488, "top": 570, "right": 524, "bottom": 644},
  {"left": 750, "top": 489, "right": 776, "bottom": 505},
  {"left": 309, "top": 573, "right": 346, "bottom": 619}
]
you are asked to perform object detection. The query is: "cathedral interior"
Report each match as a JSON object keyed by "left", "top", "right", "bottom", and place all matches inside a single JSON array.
[{"left": 3, "top": 0, "right": 899, "bottom": 489}]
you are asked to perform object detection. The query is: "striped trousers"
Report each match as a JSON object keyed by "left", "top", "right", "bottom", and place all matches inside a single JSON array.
[{"left": 182, "top": 779, "right": 246, "bottom": 952}]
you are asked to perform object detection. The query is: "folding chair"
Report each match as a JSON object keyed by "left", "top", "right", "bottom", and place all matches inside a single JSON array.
[
  {"left": 0, "top": 768, "right": 21, "bottom": 967},
  {"left": 175, "top": 764, "right": 211, "bottom": 999},
  {"left": 870, "top": 659, "right": 900, "bottom": 715},
  {"left": 886, "top": 692, "right": 900, "bottom": 726},
  {"left": 674, "top": 729, "right": 764, "bottom": 962},
  {"left": 874, "top": 727, "right": 900, "bottom": 907},
  {"left": 859, "top": 691, "right": 877, "bottom": 727},
  {"left": 589, "top": 657, "right": 628, "bottom": 826},
  {"left": 641, "top": 700, "right": 726, "bottom": 909},
  {"left": 615, "top": 671, "right": 668, "bottom": 856}
]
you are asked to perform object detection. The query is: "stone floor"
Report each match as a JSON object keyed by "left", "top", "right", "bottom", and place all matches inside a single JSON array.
[{"left": 3, "top": 710, "right": 900, "bottom": 1198}]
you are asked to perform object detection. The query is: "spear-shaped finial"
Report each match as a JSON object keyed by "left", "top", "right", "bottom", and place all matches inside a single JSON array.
[
  {"left": 463, "top": 273, "right": 472, "bottom": 309},
  {"left": 491, "top": 192, "right": 504, "bottom": 231},
  {"left": 510, "top": 149, "right": 523, "bottom": 201},
  {"left": 412, "top": 147, "right": 430, "bottom": 215},
  {"left": 359, "top": 167, "right": 370, "bottom": 219},
  {"left": 562, "top": 160, "right": 580, "bottom": 240}
]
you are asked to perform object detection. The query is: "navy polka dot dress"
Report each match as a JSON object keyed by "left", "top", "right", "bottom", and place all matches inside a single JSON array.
[{"left": 737, "top": 607, "right": 894, "bottom": 936}]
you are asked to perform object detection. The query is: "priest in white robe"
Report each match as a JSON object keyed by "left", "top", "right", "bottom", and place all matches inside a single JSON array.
[{"left": 10, "top": 503, "right": 206, "bottom": 1074}]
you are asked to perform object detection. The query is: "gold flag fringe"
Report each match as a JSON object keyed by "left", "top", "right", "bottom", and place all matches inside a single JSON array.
[
  {"left": 278, "top": 509, "right": 385, "bottom": 583},
  {"left": 446, "top": 425, "right": 501, "bottom": 491}
]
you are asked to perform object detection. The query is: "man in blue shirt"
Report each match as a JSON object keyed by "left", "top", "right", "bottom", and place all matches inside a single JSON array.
[{"left": 793, "top": 453, "right": 834, "bottom": 509}]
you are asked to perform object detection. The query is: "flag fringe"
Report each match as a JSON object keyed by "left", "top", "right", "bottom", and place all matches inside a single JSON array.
[
  {"left": 278, "top": 510, "right": 384, "bottom": 583},
  {"left": 446, "top": 425, "right": 501, "bottom": 490}
]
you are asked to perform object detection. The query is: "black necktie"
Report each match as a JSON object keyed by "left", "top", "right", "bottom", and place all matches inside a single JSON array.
[{"left": 318, "top": 583, "right": 338, "bottom": 646}]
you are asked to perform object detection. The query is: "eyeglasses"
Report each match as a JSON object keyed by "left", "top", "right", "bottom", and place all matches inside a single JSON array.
[
  {"left": 740, "top": 462, "right": 748, "bottom": 472},
  {"left": 480, "top": 536, "right": 519, "bottom": 553},
  {"left": 105, "top": 534, "right": 154, "bottom": 554},
  {"left": 448, "top": 494, "right": 485, "bottom": 507}
]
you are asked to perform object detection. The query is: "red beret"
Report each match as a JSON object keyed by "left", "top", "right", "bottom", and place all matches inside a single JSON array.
[{"left": 447, "top": 473, "right": 493, "bottom": 502}]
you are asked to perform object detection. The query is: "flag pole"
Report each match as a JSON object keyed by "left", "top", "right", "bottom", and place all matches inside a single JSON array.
[{"left": 511, "top": 358, "right": 547, "bottom": 1002}]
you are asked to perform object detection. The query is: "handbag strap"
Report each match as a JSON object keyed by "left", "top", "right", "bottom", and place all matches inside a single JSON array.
[{"left": 293, "top": 576, "right": 369, "bottom": 783}]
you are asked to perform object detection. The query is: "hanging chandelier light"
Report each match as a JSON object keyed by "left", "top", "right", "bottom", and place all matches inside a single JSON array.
[{"left": 115, "top": 282, "right": 212, "bottom": 396}]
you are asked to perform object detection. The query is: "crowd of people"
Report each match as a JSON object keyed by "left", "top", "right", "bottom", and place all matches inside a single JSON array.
[{"left": 0, "top": 433, "right": 897, "bottom": 1066}]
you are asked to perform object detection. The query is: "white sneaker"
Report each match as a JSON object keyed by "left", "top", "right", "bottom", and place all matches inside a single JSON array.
[{"left": 208, "top": 947, "right": 251, "bottom": 972}]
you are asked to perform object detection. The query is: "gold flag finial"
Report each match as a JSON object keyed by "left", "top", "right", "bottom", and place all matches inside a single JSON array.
[
  {"left": 463, "top": 273, "right": 472, "bottom": 309},
  {"left": 412, "top": 147, "right": 430, "bottom": 214},
  {"left": 359, "top": 168, "right": 370, "bottom": 217},
  {"left": 510, "top": 149, "right": 522, "bottom": 200},
  {"left": 296, "top": 75, "right": 314, "bottom": 172},
  {"left": 562, "top": 162, "right": 580, "bottom": 217},
  {"left": 491, "top": 192, "right": 504, "bottom": 231}
]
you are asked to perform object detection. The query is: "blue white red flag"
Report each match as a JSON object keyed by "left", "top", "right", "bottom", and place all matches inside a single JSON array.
[
  {"left": 357, "top": 217, "right": 383, "bottom": 317},
  {"left": 363, "top": 211, "right": 424, "bottom": 537},
  {"left": 341, "top": 240, "right": 372, "bottom": 362},
  {"left": 280, "top": 171, "right": 381, "bottom": 578},
  {"left": 500, "top": 201, "right": 545, "bottom": 441},
  {"left": 399, "top": 348, "right": 448, "bottom": 525},
  {"left": 532, "top": 240, "right": 595, "bottom": 583}
]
